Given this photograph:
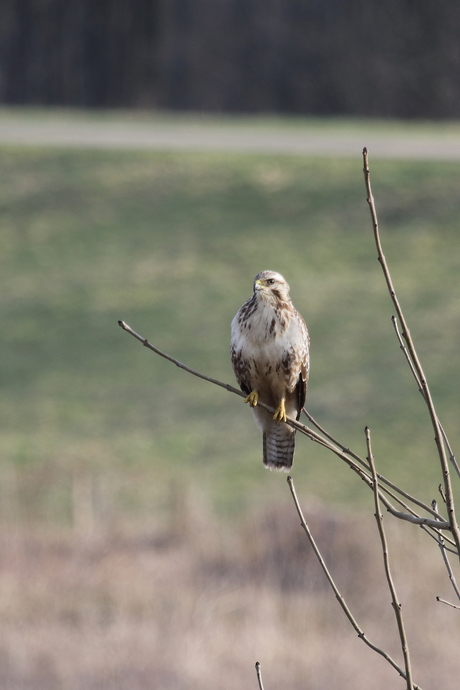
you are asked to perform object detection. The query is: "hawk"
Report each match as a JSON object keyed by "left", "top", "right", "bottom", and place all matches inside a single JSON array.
[{"left": 231, "top": 270, "right": 310, "bottom": 471}]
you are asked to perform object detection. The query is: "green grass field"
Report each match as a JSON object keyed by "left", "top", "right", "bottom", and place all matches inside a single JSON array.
[{"left": 1, "top": 142, "right": 460, "bottom": 524}]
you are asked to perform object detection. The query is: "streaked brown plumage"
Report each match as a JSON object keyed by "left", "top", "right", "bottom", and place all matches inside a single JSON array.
[{"left": 230, "top": 271, "right": 310, "bottom": 471}]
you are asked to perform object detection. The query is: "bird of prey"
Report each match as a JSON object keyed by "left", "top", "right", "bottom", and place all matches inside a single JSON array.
[{"left": 231, "top": 270, "right": 310, "bottom": 471}]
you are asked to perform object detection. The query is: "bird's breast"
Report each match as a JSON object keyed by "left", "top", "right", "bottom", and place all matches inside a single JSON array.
[
  {"left": 238, "top": 301, "right": 288, "bottom": 344},
  {"left": 232, "top": 303, "right": 299, "bottom": 389}
]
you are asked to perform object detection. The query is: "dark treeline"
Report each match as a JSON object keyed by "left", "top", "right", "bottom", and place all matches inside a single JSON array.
[{"left": 1, "top": 0, "right": 460, "bottom": 118}]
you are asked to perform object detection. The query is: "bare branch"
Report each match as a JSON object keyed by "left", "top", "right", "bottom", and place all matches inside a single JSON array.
[
  {"left": 392, "top": 316, "right": 460, "bottom": 479},
  {"left": 371, "top": 483, "right": 455, "bottom": 548},
  {"left": 391, "top": 315, "right": 423, "bottom": 391},
  {"left": 303, "top": 408, "right": 453, "bottom": 537},
  {"left": 436, "top": 597, "right": 460, "bottom": 611},
  {"left": 303, "top": 408, "right": 446, "bottom": 524},
  {"left": 118, "top": 320, "right": 245, "bottom": 398},
  {"left": 119, "top": 320, "right": 451, "bottom": 537},
  {"left": 287, "top": 475, "right": 424, "bottom": 690},
  {"left": 432, "top": 500, "right": 460, "bottom": 602},
  {"left": 366, "top": 427, "right": 414, "bottom": 690},
  {"left": 439, "top": 484, "right": 447, "bottom": 504},
  {"left": 255, "top": 662, "right": 266, "bottom": 690},
  {"left": 415, "top": 524, "right": 458, "bottom": 555},
  {"left": 118, "top": 147, "right": 459, "bottom": 687},
  {"left": 118, "top": 321, "right": 318, "bottom": 442},
  {"left": 362, "top": 148, "right": 460, "bottom": 557},
  {"left": 118, "top": 320, "right": 367, "bottom": 454},
  {"left": 381, "top": 503, "right": 449, "bottom": 530}
]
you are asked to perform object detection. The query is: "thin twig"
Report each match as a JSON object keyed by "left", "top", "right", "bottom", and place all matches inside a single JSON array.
[
  {"left": 295, "top": 421, "right": 449, "bottom": 529},
  {"left": 432, "top": 500, "right": 460, "bottom": 602},
  {"left": 370, "top": 482, "right": 456, "bottom": 550},
  {"left": 303, "top": 408, "right": 446, "bottom": 523},
  {"left": 118, "top": 320, "right": 361, "bottom": 450},
  {"left": 302, "top": 408, "right": 453, "bottom": 536},
  {"left": 287, "top": 475, "right": 423, "bottom": 690},
  {"left": 363, "top": 148, "right": 460, "bottom": 558},
  {"left": 381, "top": 502, "right": 449, "bottom": 530},
  {"left": 118, "top": 320, "right": 245, "bottom": 398},
  {"left": 119, "top": 320, "right": 318, "bottom": 441},
  {"left": 366, "top": 427, "right": 414, "bottom": 690},
  {"left": 392, "top": 317, "right": 460, "bottom": 479},
  {"left": 436, "top": 597, "right": 460, "bottom": 611},
  {"left": 255, "top": 662, "right": 265, "bottom": 690},
  {"left": 302, "top": 407, "right": 365, "bottom": 467},
  {"left": 415, "top": 524, "right": 458, "bottom": 555},
  {"left": 439, "top": 484, "right": 447, "bottom": 504},
  {"left": 118, "top": 320, "right": 451, "bottom": 534}
]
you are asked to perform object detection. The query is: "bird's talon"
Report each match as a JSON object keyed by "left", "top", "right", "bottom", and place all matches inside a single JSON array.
[
  {"left": 244, "top": 391, "right": 259, "bottom": 407},
  {"left": 273, "top": 399, "right": 287, "bottom": 423}
]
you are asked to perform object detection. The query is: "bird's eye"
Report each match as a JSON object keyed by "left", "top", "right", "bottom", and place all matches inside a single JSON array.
[{"left": 266, "top": 279, "right": 275, "bottom": 285}]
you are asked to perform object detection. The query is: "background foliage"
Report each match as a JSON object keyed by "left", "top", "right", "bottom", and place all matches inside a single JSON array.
[{"left": 2, "top": 0, "right": 460, "bottom": 117}]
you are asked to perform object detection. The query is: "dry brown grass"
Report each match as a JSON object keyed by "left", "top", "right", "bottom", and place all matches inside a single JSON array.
[{"left": 1, "top": 491, "right": 460, "bottom": 690}]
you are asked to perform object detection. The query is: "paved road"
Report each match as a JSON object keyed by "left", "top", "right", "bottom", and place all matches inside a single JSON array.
[{"left": 1, "top": 112, "right": 460, "bottom": 159}]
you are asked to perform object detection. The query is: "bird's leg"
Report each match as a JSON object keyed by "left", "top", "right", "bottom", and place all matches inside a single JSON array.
[
  {"left": 273, "top": 398, "right": 287, "bottom": 423},
  {"left": 244, "top": 390, "right": 259, "bottom": 407}
]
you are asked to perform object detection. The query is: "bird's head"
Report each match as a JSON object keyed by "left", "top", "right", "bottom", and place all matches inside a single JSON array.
[{"left": 253, "top": 270, "right": 291, "bottom": 303}]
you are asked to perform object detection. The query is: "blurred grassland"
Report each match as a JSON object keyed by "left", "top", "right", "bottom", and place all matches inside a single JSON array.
[
  {"left": 8, "top": 105, "right": 460, "bottom": 135},
  {"left": 1, "top": 146, "right": 460, "bottom": 523}
]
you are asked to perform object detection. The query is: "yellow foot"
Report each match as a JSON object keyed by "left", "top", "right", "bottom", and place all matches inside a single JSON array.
[
  {"left": 244, "top": 390, "right": 259, "bottom": 408},
  {"left": 273, "top": 398, "right": 287, "bottom": 423}
]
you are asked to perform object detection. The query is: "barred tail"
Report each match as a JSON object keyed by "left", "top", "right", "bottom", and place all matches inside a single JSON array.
[{"left": 263, "top": 425, "right": 296, "bottom": 472}]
